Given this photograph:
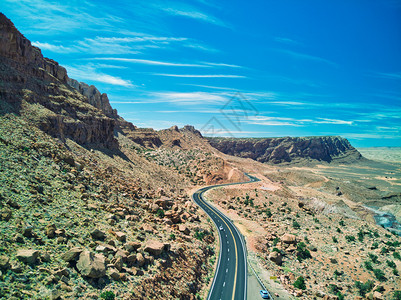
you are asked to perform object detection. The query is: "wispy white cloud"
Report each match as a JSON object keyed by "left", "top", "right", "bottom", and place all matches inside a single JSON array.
[
  {"left": 151, "top": 73, "right": 246, "bottom": 78},
  {"left": 274, "top": 37, "right": 301, "bottom": 45},
  {"left": 151, "top": 91, "right": 229, "bottom": 105},
  {"left": 92, "top": 57, "right": 206, "bottom": 67},
  {"left": 4, "top": 0, "right": 119, "bottom": 34},
  {"left": 278, "top": 49, "right": 337, "bottom": 67},
  {"left": 314, "top": 118, "right": 353, "bottom": 125},
  {"left": 372, "top": 71, "right": 401, "bottom": 80},
  {"left": 31, "top": 41, "right": 71, "bottom": 53},
  {"left": 155, "top": 3, "right": 229, "bottom": 28},
  {"left": 66, "top": 65, "right": 134, "bottom": 88},
  {"left": 201, "top": 62, "right": 242, "bottom": 68}
]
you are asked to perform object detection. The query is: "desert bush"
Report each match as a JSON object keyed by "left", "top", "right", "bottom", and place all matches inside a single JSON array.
[
  {"left": 355, "top": 280, "right": 374, "bottom": 297},
  {"left": 387, "top": 260, "right": 396, "bottom": 269},
  {"left": 296, "top": 242, "right": 312, "bottom": 262},
  {"left": 373, "top": 268, "right": 387, "bottom": 282},
  {"left": 265, "top": 208, "right": 272, "bottom": 218},
  {"left": 364, "top": 260, "right": 373, "bottom": 271},
  {"left": 100, "top": 291, "right": 115, "bottom": 300},
  {"left": 339, "top": 220, "right": 345, "bottom": 226},
  {"left": 393, "top": 291, "right": 401, "bottom": 300},
  {"left": 332, "top": 236, "right": 338, "bottom": 243},
  {"left": 292, "top": 220, "right": 301, "bottom": 229},
  {"left": 372, "top": 242, "right": 379, "bottom": 249},
  {"left": 293, "top": 276, "right": 306, "bottom": 290},
  {"left": 368, "top": 253, "right": 379, "bottom": 264},
  {"left": 345, "top": 235, "right": 356, "bottom": 242},
  {"left": 394, "top": 251, "right": 401, "bottom": 260}
]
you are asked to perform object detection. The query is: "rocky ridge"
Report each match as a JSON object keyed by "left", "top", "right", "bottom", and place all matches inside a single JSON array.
[{"left": 208, "top": 136, "right": 363, "bottom": 164}]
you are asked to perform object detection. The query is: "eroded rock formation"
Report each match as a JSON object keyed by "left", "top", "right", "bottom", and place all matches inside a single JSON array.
[{"left": 208, "top": 136, "right": 362, "bottom": 164}]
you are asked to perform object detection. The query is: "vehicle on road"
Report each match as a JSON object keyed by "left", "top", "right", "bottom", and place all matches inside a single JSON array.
[
  {"left": 219, "top": 225, "right": 224, "bottom": 231},
  {"left": 260, "top": 290, "right": 270, "bottom": 299}
]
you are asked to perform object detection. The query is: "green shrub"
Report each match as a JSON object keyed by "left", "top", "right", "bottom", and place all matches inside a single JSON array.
[
  {"left": 332, "top": 236, "right": 338, "bottom": 243},
  {"left": 339, "top": 220, "right": 345, "bottom": 226},
  {"left": 393, "top": 291, "right": 401, "bottom": 300},
  {"left": 100, "top": 291, "right": 115, "bottom": 300},
  {"left": 296, "top": 242, "right": 312, "bottom": 262},
  {"left": 156, "top": 209, "right": 164, "bottom": 218},
  {"left": 368, "top": 253, "right": 379, "bottom": 264},
  {"left": 345, "top": 235, "right": 356, "bottom": 243},
  {"left": 381, "top": 247, "right": 389, "bottom": 254},
  {"left": 293, "top": 276, "right": 306, "bottom": 290},
  {"left": 364, "top": 260, "right": 373, "bottom": 271},
  {"left": 272, "top": 237, "right": 279, "bottom": 246},
  {"left": 292, "top": 220, "right": 301, "bottom": 229},
  {"left": 169, "top": 233, "right": 176, "bottom": 240},
  {"left": 355, "top": 280, "right": 374, "bottom": 297},
  {"left": 373, "top": 268, "right": 387, "bottom": 282},
  {"left": 358, "top": 229, "right": 364, "bottom": 242},
  {"left": 194, "top": 230, "right": 206, "bottom": 241},
  {"left": 336, "top": 228, "right": 342, "bottom": 233},
  {"left": 394, "top": 251, "right": 401, "bottom": 260},
  {"left": 265, "top": 208, "right": 272, "bottom": 218},
  {"left": 372, "top": 242, "right": 379, "bottom": 249},
  {"left": 387, "top": 260, "right": 396, "bottom": 269}
]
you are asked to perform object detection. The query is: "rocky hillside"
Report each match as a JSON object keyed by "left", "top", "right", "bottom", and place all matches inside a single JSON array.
[
  {"left": 0, "top": 12, "right": 242, "bottom": 299},
  {"left": 208, "top": 136, "right": 363, "bottom": 164}
]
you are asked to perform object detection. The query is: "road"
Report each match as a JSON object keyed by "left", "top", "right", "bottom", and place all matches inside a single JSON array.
[{"left": 192, "top": 174, "right": 260, "bottom": 300}]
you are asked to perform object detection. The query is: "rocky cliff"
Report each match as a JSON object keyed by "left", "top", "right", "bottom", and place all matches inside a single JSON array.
[
  {"left": 208, "top": 136, "right": 362, "bottom": 164},
  {"left": 0, "top": 13, "right": 117, "bottom": 148}
]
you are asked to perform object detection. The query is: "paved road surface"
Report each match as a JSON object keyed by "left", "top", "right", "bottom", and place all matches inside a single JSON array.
[{"left": 192, "top": 175, "right": 260, "bottom": 300}]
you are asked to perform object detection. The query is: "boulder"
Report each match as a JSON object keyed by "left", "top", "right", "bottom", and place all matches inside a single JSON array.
[
  {"left": 113, "top": 231, "right": 126, "bottom": 242},
  {"left": 90, "top": 229, "right": 106, "bottom": 241},
  {"left": 61, "top": 247, "right": 83, "bottom": 262},
  {"left": 373, "top": 291, "right": 383, "bottom": 300},
  {"left": 179, "top": 224, "right": 190, "bottom": 235},
  {"left": 136, "top": 253, "right": 145, "bottom": 267},
  {"left": 268, "top": 251, "right": 282, "bottom": 265},
  {"left": 125, "top": 242, "right": 141, "bottom": 253},
  {"left": 281, "top": 233, "right": 297, "bottom": 244},
  {"left": 0, "top": 255, "right": 10, "bottom": 270},
  {"left": 16, "top": 249, "right": 40, "bottom": 265},
  {"left": 144, "top": 240, "right": 165, "bottom": 256},
  {"left": 76, "top": 251, "right": 106, "bottom": 278}
]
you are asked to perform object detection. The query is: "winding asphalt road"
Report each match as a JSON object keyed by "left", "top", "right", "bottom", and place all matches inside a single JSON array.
[{"left": 192, "top": 174, "right": 260, "bottom": 300}]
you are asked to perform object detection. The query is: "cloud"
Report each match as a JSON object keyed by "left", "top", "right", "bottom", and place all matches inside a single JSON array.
[
  {"left": 66, "top": 65, "right": 134, "bottom": 87},
  {"left": 4, "top": 0, "right": 119, "bottom": 34},
  {"left": 31, "top": 41, "right": 71, "bottom": 53},
  {"left": 151, "top": 91, "right": 229, "bottom": 105},
  {"left": 151, "top": 73, "right": 246, "bottom": 78},
  {"left": 278, "top": 49, "right": 337, "bottom": 67},
  {"left": 314, "top": 118, "right": 353, "bottom": 125},
  {"left": 155, "top": 3, "right": 229, "bottom": 28},
  {"left": 372, "top": 71, "right": 401, "bottom": 80},
  {"left": 274, "top": 37, "right": 301, "bottom": 45},
  {"left": 92, "top": 58, "right": 207, "bottom": 67}
]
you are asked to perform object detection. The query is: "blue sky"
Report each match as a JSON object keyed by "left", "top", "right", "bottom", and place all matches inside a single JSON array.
[{"left": 2, "top": 0, "right": 401, "bottom": 147}]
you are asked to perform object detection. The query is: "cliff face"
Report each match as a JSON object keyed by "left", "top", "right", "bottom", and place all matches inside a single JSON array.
[
  {"left": 0, "top": 13, "right": 117, "bottom": 148},
  {"left": 208, "top": 136, "right": 363, "bottom": 164}
]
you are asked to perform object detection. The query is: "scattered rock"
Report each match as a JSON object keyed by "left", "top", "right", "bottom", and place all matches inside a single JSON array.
[
  {"left": 179, "top": 224, "right": 190, "bottom": 235},
  {"left": 144, "top": 240, "right": 166, "bottom": 256},
  {"left": 281, "top": 233, "right": 297, "bottom": 244},
  {"left": 76, "top": 250, "right": 106, "bottom": 278},
  {"left": 61, "top": 247, "right": 83, "bottom": 262},
  {"left": 16, "top": 249, "right": 40, "bottom": 265},
  {"left": 0, "top": 255, "right": 10, "bottom": 270},
  {"left": 269, "top": 251, "right": 282, "bottom": 265},
  {"left": 90, "top": 229, "right": 106, "bottom": 241},
  {"left": 125, "top": 242, "right": 141, "bottom": 253},
  {"left": 136, "top": 253, "right": 145, "bottom": 267}
]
